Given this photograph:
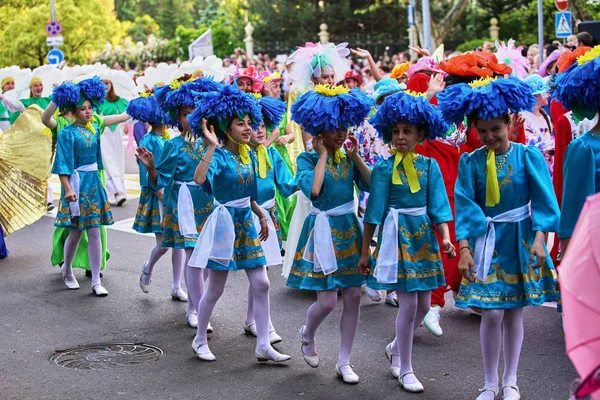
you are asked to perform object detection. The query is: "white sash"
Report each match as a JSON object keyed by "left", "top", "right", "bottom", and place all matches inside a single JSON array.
[
  {"left": 174, "top": 180, "right": 201, "bottom": 238},
  {"left": 303, "top": 200, "right": 356, "bottom": 275},
  {"left": 473, "top": 204, "right": 531, "bottom": 282},
  {"left": 374, "top": 207, "right": 428, "bottom": 284},
  {"left": 252, "top": 198, "right": 282, "bottom": 267},
  {"left": 68, "top": 163, "right": 98, "bottom": 217},
  {"left": 189, "top": 196, "right": 252, "bottom": 268}
]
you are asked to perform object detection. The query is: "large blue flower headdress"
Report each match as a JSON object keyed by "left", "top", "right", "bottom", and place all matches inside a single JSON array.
[
  {"left": 554, "top": 45, "right": 600, "bottom": 121},
  {"left": 291, "top": 85, "right": 373, "bottom": 136},
  {"left": 126, "top": 90, "right": 165, "bottom": 126},
  {"left": 369, "top": 90, "right": 449, "bottom": 143},
  {"left": 52, "top": 76, "right": 106, "bottom": 111},
  {"left": 255, "top": 95, "right": 286, "bottom": 131},
  {"left": 437, "top": 76, "right": 535, "bottom": 125},
  {"left": 154, "top": 75, "right": 223, "bottom": 126},
  {"left": 187, "top": 85, "right": 262, "bottom": 138}
]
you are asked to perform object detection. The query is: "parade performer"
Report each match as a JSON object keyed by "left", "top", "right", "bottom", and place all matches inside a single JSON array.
[
  {"left": 136, "top": 75, "right": 222, "bottom": 328},
  {"left": 438, "top": 76, "right": 560, "bottom": 400},
  {"left": 97, "top": 73, "right": 132, "bottom": 206},
  {"left": 555, "top": 45, "right": 600, "bottom": 256},
  {"left": 0, "top": 67, "right": 20, "bottom": 130},
  {"left": 186, "top": 85, "right": 291, "bottom": 363},
  {"left": 43, "top": 94, "right": 129, "bottom": 276},
  {"left": 127, "top": 90, "right": 187, "bottom": 302},
  {"left": 52, "top": 77, "right": 115, "bottom": 296},
  {"left": 244, "top": 95, "right": 295, "bottom": 344},
  {"left": 287, "top": 85, "right": 372, "bottom": 383},
  {"left": 358, "top": 90, "right": 455, "bottom": 392}
]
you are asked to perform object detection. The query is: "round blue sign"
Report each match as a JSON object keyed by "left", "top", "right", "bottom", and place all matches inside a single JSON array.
[{"left": 47, "top": 49, "right": 64, "bottom": 65}]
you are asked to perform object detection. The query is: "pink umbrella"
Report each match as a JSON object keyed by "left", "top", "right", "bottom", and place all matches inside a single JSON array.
[{"left": 560, "top": 192, "right": 600, "bottom": 400}]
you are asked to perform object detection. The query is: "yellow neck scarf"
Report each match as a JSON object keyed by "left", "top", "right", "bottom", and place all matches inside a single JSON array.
[
  {"left": 486, "top": 149, "right": 501, "bottom": 207},
  {"left": 389, "top": 149, "right": 420, "bottom": 193},
  {"left": 253, "top": 144, "right": 272, "bottom": 178},
  {"left": 331, "top": 148, "right": 346, "bottom": 165},
  {"left": 162, "top": 126, "right": 170, "bottom": 140},
  {"left": 227, "top": 135, "right": 251, "bottom": 165}
]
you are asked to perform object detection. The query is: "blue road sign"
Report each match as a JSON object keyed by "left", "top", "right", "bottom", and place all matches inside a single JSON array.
[
  {"left": 47, "top": 49, "right": 64, "bottom": 65},
  {"left": 46, "top": 20, "right": 62, "bottom": 37},
  {"left": 556, "top": 11, "right": 572, "bottom": 38}
]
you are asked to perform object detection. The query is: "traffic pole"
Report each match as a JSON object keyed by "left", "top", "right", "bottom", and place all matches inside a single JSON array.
[
  {"left": 422, "top": 0, "right": 432, "bottom": 52},
  {"left": 538, "top": 0, "right": 544, "bottom": 63}
]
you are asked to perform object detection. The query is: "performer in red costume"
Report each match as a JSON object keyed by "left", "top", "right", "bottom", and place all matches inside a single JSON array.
[{"left": 407, "top": 53, "right": 513, "bottom": 336}]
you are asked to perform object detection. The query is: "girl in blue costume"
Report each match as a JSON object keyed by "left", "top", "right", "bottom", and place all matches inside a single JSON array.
[
  {"left": 244, "top": 95, "right": 296, "bottom": 344},
  {"left": 43, "top": 92, "right": 129, "bottom": 277},
  {"left": 554, "top": 46, "right": 600, "bottom": 256},
  {"left": 358, "top": 90, "right": 455, "bottom": 392},
  {"left": 287, "top": 85, "right": 373, "bottom": 384},
  {"left": 52, "top": 77, "right": 114, "bottom": 296},
  {"left": 187, "top": 85, "right": 291, "bottom": 363},
  {"left": 437, "top": 77, "right": 561, "bottom": 400},
  {"left": 128, "top": 90, "right": 187, "bottom": 302},
  {"left": 136, "top": 75, "right": 222, "bottom": 328}
]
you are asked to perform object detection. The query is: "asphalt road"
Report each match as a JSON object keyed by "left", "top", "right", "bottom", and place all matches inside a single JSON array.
[{"left": 0, "top": 196, "right": 577, "bottom": 400}]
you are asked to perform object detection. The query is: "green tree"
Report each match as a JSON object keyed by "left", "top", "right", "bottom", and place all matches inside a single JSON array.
[
  {"left": 114, "top": 0, "right": 137, "bottom": 21},
  {"left": 0, "top": 0, "right": 122, "bottom": 67},
  {"left": 126, "top": 14, "right": 160, "bottom": 42},
  {"left": 156, "top": 0, "right": 194, "bottom": 38}
]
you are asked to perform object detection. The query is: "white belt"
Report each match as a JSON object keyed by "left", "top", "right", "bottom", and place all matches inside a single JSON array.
[
  {"left": 473, "top": 204, "right": 531, "bottom": 282},
  {"left": 174, "top": 180, "right": 201, "bottom": 238},
  {"left": 189, "top": 196, "right": 252, "bottom": 268},
  {"left": 68, "top": 163, "right": 98, "bottom": 217},
  {"left": 252, "top": 198, "right": 281, "bottom": 267},
  {"left": 303, "top": 200, "right": 356, "bottom": 275},
  {"left": 374, "top": 207, "right": 427, "bottom": 284}
]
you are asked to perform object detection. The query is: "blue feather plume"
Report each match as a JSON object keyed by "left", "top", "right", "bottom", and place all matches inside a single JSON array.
[
  {"left": 256, "top": 96, "right": 286, "bottom": 131},
  {"left": 78, "top": 76, "right": 106, "bottom": 107},
  {"left": 126, "top": 95, "right": 165, "bottom": 125},
  {"left": 291, "top": 88, "right": 373, "bottom": 136},
  {"left": 369, "top": 92, "right": 449, "bottom": 143},
  {"left": 52, "top": 82, "right": 80, "bottom": 111},
  {"left": 554, "top": 57, "right": 600, "bottom": 121}
]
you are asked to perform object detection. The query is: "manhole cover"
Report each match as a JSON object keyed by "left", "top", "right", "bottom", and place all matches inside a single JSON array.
[{"left": 50, "top": 343, "right": 163, "bottom": 370}]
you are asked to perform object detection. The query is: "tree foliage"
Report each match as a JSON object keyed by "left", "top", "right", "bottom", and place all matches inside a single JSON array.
[{"left": 0, "top": 0, "right": 123, "bottom": 67}]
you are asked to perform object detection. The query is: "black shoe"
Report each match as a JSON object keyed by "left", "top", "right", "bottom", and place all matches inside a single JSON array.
[{"left": 85, "top": 270, "right": 103, "bottom": 278}]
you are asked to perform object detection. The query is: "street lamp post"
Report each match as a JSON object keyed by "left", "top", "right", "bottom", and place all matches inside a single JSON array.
[
  {"left": 422, "top": 0, "right": 432, "bottom": 52},
  {"left": 538, "top": 0, "right": 545, "bottom": 63}
]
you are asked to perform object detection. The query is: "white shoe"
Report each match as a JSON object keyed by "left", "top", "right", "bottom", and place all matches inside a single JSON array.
[
  {"left": 187, "top": 313, "right": 198, "bottom": 328},
  {"left": 476, "top": 387, "right": 498, "bottom": 400},
  {"left": 299, "top": 326, "right": 319, "bottom": 368},
  {"left": 423, "top": 306, "right": 443, "bottom": 337},
  {"left": 384, "top": 343, "right": 400, "bottom": 378},
  {"left": 192, "top": 339, "right": 216, "bottom": 361},
  {"left": 501, "top": 385, "right": 520, "bottom": 400},
  {"left": 170, "top": 288, "right": 188, "bottom": 302},
  {"left": 92, "top": 284, "right": 108, "bottom": 297},
  {"left": 399, "top": 372, "right": 424, "bottom": 393},
  {"left": 336, "top": 363, "right": 359, "bottom": 384},
  {"left": 269, "top": 330, "right": 282, "bottom": 345},
  {"left": 385, "top": 292, "right": 399, "bottom": 307},
  {"left": 139, "top": 262, "right": 150, "bottom": 294},
  {"left": 255, "top": 347, "right": 291, "bottom": 363},
  {"left": 243, "top": 321, "right": 257, "bottom": 337},
  {"left": 365, "top": 287, "right": 382, "bottom": 302},
  {"left": 61, "top": 267, "right": 80, "bottom": 290}
]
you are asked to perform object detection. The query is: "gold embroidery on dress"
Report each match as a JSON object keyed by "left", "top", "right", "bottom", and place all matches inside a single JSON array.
[
  {"left": 331, "top": 226, "right": 358, "bottom": 240},
  {"left": 325, "top": 156, "right": 350, "bottom": 181},
  {"left": 498, "top": 165, "right": 513, "bottom": 191},
  {"left": 78, "top": 126, "right": 96, "bottom": 148},
  {"left": 181, "top": 141, "right": 202, "bottom": 161},
  {"left": 397, "top": 167, "right": 424, "bottom": 185},
  {"left": 400, "top": 223, "right": 433, "bottom": 241}
]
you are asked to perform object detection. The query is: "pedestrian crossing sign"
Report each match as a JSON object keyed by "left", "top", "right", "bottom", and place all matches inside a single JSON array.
[{"left": 556, "top": 11, "right": 572, "bottom": 38}]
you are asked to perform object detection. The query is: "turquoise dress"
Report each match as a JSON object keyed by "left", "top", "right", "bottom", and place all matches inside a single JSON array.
[
  {"left": 133, "top": 131, "right": 166, "bottom": 234},
  {"left": 203, "top": 146, "right": 267, "bottom": 270},
  {"left": 151, "top": 135, "right": 214, "bottom": 248},
  {"left": 559, "top": 130, "right": 600, "bottom": 239},
  {"left": 286, "top": 152, "right": 369, "bottom": 291},
  {"left": 253, "top": 146, "right": 296, "bottom": 249},
  {"left": 454, "top": 144, "right": 560, "bottom": 309},
  {"left": 53, "top": 123, "right": 114, "bottom": 230},
  {"left": 365, "top": 155, "right": 452, "bottom": 292}
]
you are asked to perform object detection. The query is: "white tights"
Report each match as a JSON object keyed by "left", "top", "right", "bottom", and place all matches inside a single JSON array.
[
  {"left": 63, "top": 227, "right": 101, "bottom": 286},
  {"left": 194, "top": 267, "right": 272, "bottom": 351},
  {"left": 141, "top": 233, "right": 184, "bottom": 292}
]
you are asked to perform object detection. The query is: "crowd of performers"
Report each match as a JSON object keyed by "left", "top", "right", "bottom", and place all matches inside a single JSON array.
[{"left": 0, "top": 41, "right": 599, "bottom": 399}]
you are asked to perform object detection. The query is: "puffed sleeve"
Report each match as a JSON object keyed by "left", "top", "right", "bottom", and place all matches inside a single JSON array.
[
  {"left": 363, "top": 160, "right": 390, "bottom": 225},
  {"left": 92, "top": 114, "right": 106, "bottom": 134},
  {"left": 454, "top": 152, "right": 488, "bottom": 240},
  {"left": 524, "top": 146, "right": 560, "bottom": 233},
  {"left": 51, "top": 127, "right": 75, "bottom": 175},
  {"left": 270, "top": 147, "right": 296, "bottom": 198},
  {"left": 138, "top": 135, "right": 164, "bottom": 191},
  {"left": 353, "top": 159, "right": 371, "bottom": 193},
  {"left": 202, "top": 146, "right": 226, "bottom": 195},
  {"left": 426, "top": 158, "right": 453, "bottom": 224},
  {"left": 151, "top": 140, "right": 178, "bottom": 191},
  {"left": 295, "top": 152, "right": 319, "bottom": 199},
  {"left": 559, "top": 138, "right": 595, "bottom": 239}
]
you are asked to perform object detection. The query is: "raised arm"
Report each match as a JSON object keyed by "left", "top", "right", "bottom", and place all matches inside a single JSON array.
[{"left": 42, "top": 101, "right": 58, "bottom": 130}]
